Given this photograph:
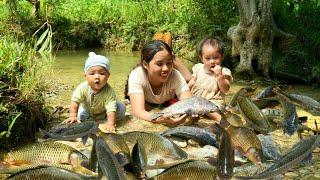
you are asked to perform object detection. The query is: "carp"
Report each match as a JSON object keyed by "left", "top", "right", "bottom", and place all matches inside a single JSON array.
[
  {"left": 6, "top": 165, "right": 96, "bottom": 180},
  {"left": 228, "top": 86, "right": 257, "bottom": 108},
  {"left": 237, "top": 96, "right": 271, "bottom": 134},
  {"left": 237, "top": 135, "right": 320, "bottom": 179},
  {"left": 279, "top": 96, "right": 299, "bottom": 136},
  {"left": 257, "top": 134, "right": 281, "bottom": 161},
  {"left": 149, "top": 160, "right": 217, "bottom": 180},
  {"left": 99, "top": 132, "right": 131, "bottom": 166},
  {"left": 227, "top": 126, "right": 263, "bottom": 165},
  {"left": 2, "top": 141, "right": 87, "bottom": 167},
  {"left": 95, "top": 136, "right": 126, "bottom": 180},
  {"left": 151, "top": 96, "right": 221, "bottom": 121},
  {"left": 40, "top": 121, "right": 98, "bottom": 144},
  {"left": 160, "top": 126, "right": 218, "bottom": 148},
  {"left": 122, "top": 131, "right": 187, "bottom": 160}
]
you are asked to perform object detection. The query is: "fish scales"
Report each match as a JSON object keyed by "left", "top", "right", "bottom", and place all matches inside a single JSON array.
[
  {"left": 239, "top": 135, "right": 320, "bottom": 179},
  {"left": 151, "top": 96, "right": 220, "bottom": 120},
  {"left": 290, "top": 93, "right": 320, "bottom": 115},
  {"left": 237, "top": 96, "right": 271, "bottom": 134},
  {"left": 6, "top": 166, "right": 93, "bottom": 180},
  {"left": 150, "top": 160, "right": 217, "bottom": 180},
  {"left": 95, "top": 137, "right": 126, "bottom": 180},
  {"left": 227, "top": 126, "right": 263, "bottom": 164},
  {"left": 99, "top": 133, "right": 130, "bottom": 159},
  {"left": 3, "top": 142, "right": 87, "bottom": 165},
  {"left": 161, "top": 126, "right": 218, "bottom": 147},
  {"left": 122, "top": 131, "right": 187, "bottom": 159}
]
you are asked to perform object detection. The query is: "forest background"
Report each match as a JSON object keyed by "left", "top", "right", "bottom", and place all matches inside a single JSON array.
[{"left": 0, "top": 0, "right": 319, "bottom": 148}]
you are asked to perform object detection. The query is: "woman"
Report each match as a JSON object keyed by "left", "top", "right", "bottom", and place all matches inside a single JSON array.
[{"left": 127, "top": 40, "right": 192, "bottom": 125}]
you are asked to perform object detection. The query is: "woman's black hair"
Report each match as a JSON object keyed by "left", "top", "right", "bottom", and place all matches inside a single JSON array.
[
  {"left": 196, "top": 36, "right": 225, "bottom": 59},
  {"left": 124, "top": 40, "right": 173, "bottom": 100}
]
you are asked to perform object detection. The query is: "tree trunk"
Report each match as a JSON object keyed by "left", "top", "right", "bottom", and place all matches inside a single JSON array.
[{"left": 227, "top": 0, "right": 294, "bottom": 79}]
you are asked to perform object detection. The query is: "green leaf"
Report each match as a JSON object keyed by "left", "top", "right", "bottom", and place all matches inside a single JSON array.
[{"left": 35, "top": 28, "right": 49, "bottom": 48}]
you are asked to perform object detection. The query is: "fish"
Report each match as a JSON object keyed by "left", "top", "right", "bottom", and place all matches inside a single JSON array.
[
  {"left": 99, "top": 132, "right": 131, "bottom": 166},
  {"left": 237, "top": 135, "right": 320, "bottom": 179},
  {"left": 256, "top": 85, "right": 286, "bottom": 99},
  {"left": 122, "top": 131, "right": 188, "bottom": 160},
  {"left": 150, "top": 96, "right": 221, "bottom": 121},
  {"left": 125, "top": 141, "right": 148, "bottom": 179},
  {"left": 227, "top": 126, "right": 263, "bottom": 165},
  {"left": 233, "top": 162, "right": 273, "bottom": 176},
  {"left": 160, "top": 126, "right": 218, "bottom": 148},
  {"left": 257, "top": 134, "right": 281, "bottom": 161},
  {"left": 252, "top": 97, "right": 280, "bottom": 109},
  {"left": 40, "top": 121, "right": 98, "bottom": 144},
  {"left": 279, "top": 96, "right": 299, "bottom": 136},
  {"left": 95, "top": 136, "right": 126, "bottom": 180},
  {"left": 6, "top": 165, "right": 96, "bottom": 180},
  {"left": 215, "top": 125, "right": 234, "bottom": 179},
  {"left": 273, "top": 88, "right": 320, "bottom": 116},
  {"left": 149, "top": 160, "right": 217, "bottom": 180},
  {"left": 237, "top": 96, "right": 271, "bottom": 134},
  {"left": 228, "top": 86, "right": 257, "bottom": 108},
  {"left": 225, "top": 112, "right": 244, "bottom": 127},
  {"left": 2, "top": 141, "right": 88, "bottom": 167}
]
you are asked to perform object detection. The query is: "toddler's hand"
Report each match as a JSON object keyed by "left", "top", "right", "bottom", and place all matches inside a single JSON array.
[
  {"left": 99, "top": 123, "right": 116, "bottom": 133},
  {"left": 211, "top": 65, "right": 222, "bottom": 77},
  {"left": 64, "top": 117, "right": 80, "bottom": 124}
]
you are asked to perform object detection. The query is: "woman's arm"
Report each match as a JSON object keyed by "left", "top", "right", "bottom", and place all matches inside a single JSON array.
[{"left": 130, "top": 93, "right": 154, "bottom": 121}]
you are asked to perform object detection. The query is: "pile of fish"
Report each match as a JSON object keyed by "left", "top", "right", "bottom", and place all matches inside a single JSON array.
[{"left": 0, "top": 86, "right": 320, "bottom": 179}]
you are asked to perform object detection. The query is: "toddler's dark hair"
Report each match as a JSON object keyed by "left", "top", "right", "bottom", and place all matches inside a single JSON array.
[{"left": 196, "top": 36, "right": 225, "bottom": 58}]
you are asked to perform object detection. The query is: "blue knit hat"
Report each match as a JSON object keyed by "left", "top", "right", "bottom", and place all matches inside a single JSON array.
[{"left": 84, "top": 52, "right": 110, "bottom": 73}]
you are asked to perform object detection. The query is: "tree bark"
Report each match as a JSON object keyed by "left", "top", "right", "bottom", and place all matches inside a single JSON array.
[{"left": 227, "top": 0, "right": 294, "bottom": 79}]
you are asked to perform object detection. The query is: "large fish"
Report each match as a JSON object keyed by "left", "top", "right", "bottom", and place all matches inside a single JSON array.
[
  {"left": 237, "top": 96, "right": 271, "bottom": 134},
  {"left": 122, "top": 131, "right": 188, "bottom": 160},
  {"left": 41, "top": 121, "right": 98, "bottom": 144},
  {"left": 256, "top": 85, "right": 286, "bottom": 99},
  {"left": 257, "top": 134, "right": 281, "bottom": 161},
  {"left": 99, "top": 132, "right": 131, "bottom": 166},
  {"left": 151, "top": 96, "right": 221, "bottom": 120},
  {"left": 126, "top": 141, "right": 148, "bottom": 179},
  {"left": 227, "top": 126, "right": 263, "bottom": 165},
  {"left": 6, "top": 165, "right": 96, "bottom": 180},
  {"left": 228, "top": 86, "right": 257, "bottom": 108},
  {"left": 160, "top": 126, "right": 218, "bottom": 148},
  {"left": 95, "top": 136, "right": 126, "bottom": 180},
  {"left": 279, "top": 96, "right": 299, "bottom": 136},
  {"left": 210, "top": 124, "right": 234, "bottom": 179},
  {"left": 149, "top": 160, "right": 217, "bottom": 180},
  {"left": 237, "top": 135, "right": 320, "bottom": 179},
  {"left": 273, "top": 88, "right": 320, "bottom": 116},
  {"left": 2, "top": 141, "right": 87, "bottom": 167}
]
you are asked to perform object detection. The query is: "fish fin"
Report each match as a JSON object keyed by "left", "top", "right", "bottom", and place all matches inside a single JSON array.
[
  {"left": 207, "top": 157, "right": 217, "bottom": 166},
  {"left": 82, "top": 135, "right": 88, "bottom": 145}
]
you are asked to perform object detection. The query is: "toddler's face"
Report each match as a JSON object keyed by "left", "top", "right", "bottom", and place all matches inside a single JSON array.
[
  {"left": 85, "top": 66, "right": 109, "bottom": 93},
  {"left": 200, "top": 44, "right": 223, "bottom": 73}
]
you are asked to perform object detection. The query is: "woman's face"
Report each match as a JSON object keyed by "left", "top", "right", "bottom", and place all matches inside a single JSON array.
[{"left": 143, "top": 49, "right": 173, "bottom": 85}]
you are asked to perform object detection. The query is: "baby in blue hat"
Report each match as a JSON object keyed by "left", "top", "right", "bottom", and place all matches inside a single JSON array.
[{"left": 65, "top": 52, "right": 126, "bottom": 133}]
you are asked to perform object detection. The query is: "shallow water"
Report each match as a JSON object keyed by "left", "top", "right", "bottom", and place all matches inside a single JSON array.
[{"left": 44, "top": 50, "right": 320, "bottom": 179}]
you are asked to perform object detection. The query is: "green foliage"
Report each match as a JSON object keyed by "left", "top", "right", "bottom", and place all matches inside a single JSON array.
[
  {"left": 273, "top": 0, "right": 320, "bottom": 84},
  {"left": 0, "top": 36, "right": 51, "bottom": 149}
]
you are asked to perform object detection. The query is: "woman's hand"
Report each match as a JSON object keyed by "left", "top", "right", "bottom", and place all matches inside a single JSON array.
[
  {"left": 64, "top": 117, "right": 80, "bottom": 124},
  {"left": 154, "top": 113, "right": 188, "bottom": 126},
  {"left": 99, "top": 122, "right": 116, "bottom": 133}
]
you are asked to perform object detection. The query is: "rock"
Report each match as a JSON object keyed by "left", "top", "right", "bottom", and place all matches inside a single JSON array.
[{"left": 284, "top": 172, "right": 299, "bottom": 177}]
